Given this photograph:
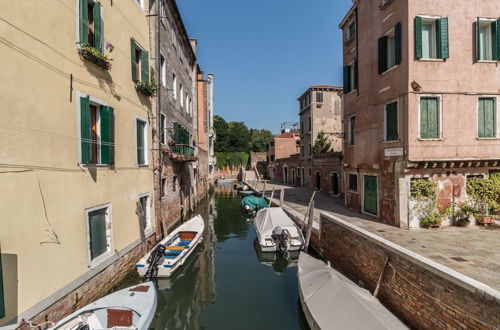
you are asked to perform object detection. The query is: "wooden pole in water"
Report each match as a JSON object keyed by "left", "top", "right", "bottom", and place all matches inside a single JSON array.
[
  {"left": 262, "top": 181, "right": 267, "bottom": 197},
  {"left": 279, "top": 188, "right": 284, "bottom": 207},
  {"left": 269, "top": 188, "right": 275, "bottom": 206},
  {"left": 303, "top": 191, "right": 317, "bottom": 226},
  {"left": 304, "top": 201, "right": 315, "bottom": 252}
]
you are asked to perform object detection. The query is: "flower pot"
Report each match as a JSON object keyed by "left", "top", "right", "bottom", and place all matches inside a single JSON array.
[{"left": 477, "top": 216, "right": 495, "bottom": 226}]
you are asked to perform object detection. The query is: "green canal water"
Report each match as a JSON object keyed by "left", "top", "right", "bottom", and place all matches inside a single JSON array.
[{"left": 115, "top": 186, "right": 310, "bottom": 330}]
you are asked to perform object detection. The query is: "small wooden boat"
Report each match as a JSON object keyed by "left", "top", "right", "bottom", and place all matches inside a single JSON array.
[
  {"left": 254, "top": 207, "right": 304, "bottom": 252},
  {"left": 238, "top": 190, "right": 254, "bottom": 197},
  {"left": 136, "top": 215, "right": 204, "bottom": 278},
  {"left": 298, "top": 253, "right": 408, "bottom": 330},
  {"left": 49, "top": 282, "right": 156, "bottom": 330}
]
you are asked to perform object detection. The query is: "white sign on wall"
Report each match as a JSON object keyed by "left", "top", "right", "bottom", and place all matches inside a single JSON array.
[{"left": 384, "top": 147, "right": 404, "bottom": 157}]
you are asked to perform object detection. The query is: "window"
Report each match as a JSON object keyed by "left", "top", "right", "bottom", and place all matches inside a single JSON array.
[
  {"left": 161, "top": 178, "right": 167, "bottom": 197},
  {"left": 308, "top": 116, "right": 312, "bottom": 132},
  {"left": 79, "top": 96, "right": 114, "bottom": 165},
  {"left": 160, "top": 55, "right": 166, "bottom": 87},
  {"left": 346, "top": 20, "right": 356, "bottom": 41},
  {"left": 86, "top": 205, "right": 112, "bottom": 266},
  {"left": 270, "top": 141, "right": 275, "bottom": 147},
  {"left": 172, "top": 74, "right": 177, "bottom": 99},
  {"left": 478, "top": 98, "right": 497, "bottom": 138},
  {"left": 348, "top": 174, "right": 358, "bottom": 191},
  {"left": 136, "top": 118, "right": 148, "bottom": 166},
  {"left": 385, "top": 102, "right": 398, "bottom": 141},
  {"left": 343, "top": 61, "right": 357, "bottom": 93},
  {"left": 130, "top": 39, "right": 149, "bottom": 83},
  {"left": 309, "top": 168, "right": 312, "bottom": 176},
  {"left": 185, "top": 92, "right": 189, "bottom": 112},
  {"left": 270, "top": 155, "right": 275, "bottom": 162},
  {"left": 415, "top": 16, "right": 449, "bottom": 60},
  {"left": 477, "top": 19, "right": 500, "bottom": 61},
  {"left": 266, "top": 156, "right": 269, "bottom": 162},
  {"left": 300, "top": 121, "right": 304, "bottom": 132},
  {"left": 379, "top": 24, "right": 401, "bottom": 73},
  {"left": 180, "top": 84, "right": 184, "bottom": 107},
  {"left": 301, "top": 145, "right": 304, "bottom": 156},
  {"left": 138, "top": 194, "right": 152, "bottom": 235},
  {"left": 160, "top": 113, "right": 167, "bottom": 145},
  {"left": 419, "top": 97, "right": 440, "bottom": 139},
  {"left": 348, "top": 116, "right": 356, "bottom": 145},
  {"left": 79, "top": 0, "right": 103, "bottom": 52},
  {"left": 159, "top": 0, "right": 167, "bottom": 20},
  {"left": 309, "top": 143, "right": 312, "bottom": 156},
  {"left": 316, "top": 92, "right": 324, "bottom": 103}
]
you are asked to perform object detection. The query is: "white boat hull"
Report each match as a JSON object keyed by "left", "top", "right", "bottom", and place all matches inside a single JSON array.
[
  {"left": 136, "top": 215, "right": 205, "bottom": 278},
  {"left": 50, "top": 282, "right": 157, "bottom": 330}
]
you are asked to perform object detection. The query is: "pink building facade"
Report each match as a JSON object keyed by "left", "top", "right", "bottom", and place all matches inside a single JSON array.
[
  {"left": 267, "top": 132, "right": 300, "bottom": 181},
  {"left": 340, "top": 0, "right": 500, "bottom": 227}
]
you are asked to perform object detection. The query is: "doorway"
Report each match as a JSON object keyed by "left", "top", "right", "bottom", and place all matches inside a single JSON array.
[
  {"left": 363, "top": 175, "right": 378, "bottom": 215},
  {"left": 283, "top": 166, "right": 288, "bottom": 184},
  {"left": 331, "top": 173, "right": 339, "bottom": 195},
  {"left": 315, "top": 172, "right": 321, "bottom": 191}
]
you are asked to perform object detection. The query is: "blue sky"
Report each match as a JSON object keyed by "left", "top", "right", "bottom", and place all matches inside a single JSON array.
[{"left": 177, "top": 0, "right": 353, "bottom": 134}]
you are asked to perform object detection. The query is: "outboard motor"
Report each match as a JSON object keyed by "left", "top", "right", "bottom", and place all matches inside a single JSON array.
[
  {"left": 144, "top": 244, "right": 166, "bottom": 281},
  {"left": 271, "top": 226, "right": 289, "bottom": 253}
]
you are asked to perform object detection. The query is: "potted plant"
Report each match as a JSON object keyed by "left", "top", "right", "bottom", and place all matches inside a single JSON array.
[
  {"left": 466, "top": 173, "right": 500, "bottom": 226},
  {"left": 420, "top": 213, "right": 442, "bottom": 228},
  {"left": 78, "top": 43, "right": 112, "bottom": 70},
  {"left": 454, "top": 202, "right": 480, "bottom": 227}
]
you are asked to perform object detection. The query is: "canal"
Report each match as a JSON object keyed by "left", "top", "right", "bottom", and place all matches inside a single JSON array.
[{"left": 114, "top": 184, "right": 309, "bottom": 330}]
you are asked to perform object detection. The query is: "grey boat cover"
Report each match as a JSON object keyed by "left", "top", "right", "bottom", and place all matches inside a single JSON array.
[
  {"left": 254, "top": 207, "right": 299, "bottom": 238},
  {"left": 298, "top": 252, "right": 408, "bottom": 330}
]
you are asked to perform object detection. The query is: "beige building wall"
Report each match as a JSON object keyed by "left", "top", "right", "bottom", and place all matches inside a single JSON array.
[{"left": 0, "top": 0, "right": 154, "bottom": 324}]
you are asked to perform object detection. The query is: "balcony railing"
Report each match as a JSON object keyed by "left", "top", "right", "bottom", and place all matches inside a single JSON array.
[
  {"left": 168, "top": 144, "right": 197, "bottom": 162},
  {"left": 173, "top": 144, "right": 195, "bottom": 156}
]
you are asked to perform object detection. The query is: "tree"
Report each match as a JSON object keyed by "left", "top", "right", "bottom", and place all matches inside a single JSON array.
[
  {"left": 214, "top": 115, "right": 230, "bottom": 152},
  {"left": 312, "top": 131, "right": 332, "bottom": 154},
  {"left": 227, "top": 121, "right": 250, "bottom": 152},
  {"left": 249, "top": 129, "right": 274, "bottom": 152}
]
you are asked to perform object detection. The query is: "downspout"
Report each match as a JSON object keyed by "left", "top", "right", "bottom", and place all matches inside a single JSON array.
[{"left": 156, "top": 0, "right": 164, "bottom": 239}]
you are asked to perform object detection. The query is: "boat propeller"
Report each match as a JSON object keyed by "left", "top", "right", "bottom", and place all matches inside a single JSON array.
[{"left": 144, "top": 244, "right": 166, "bottom": 281}]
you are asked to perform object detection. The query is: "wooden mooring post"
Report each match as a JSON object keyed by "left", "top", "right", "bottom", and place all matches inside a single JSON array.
[
  {"left": 303, "top": 191, "right": 317, "bottom": 252},
  {"left": 279, "top": 188, "right": 284, "bottom": 207}
]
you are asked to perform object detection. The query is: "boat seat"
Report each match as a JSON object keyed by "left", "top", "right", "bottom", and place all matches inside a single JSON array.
[
  {"left": 178, "top": 240, "right": 191, "bottom": 246},
  {"left": 166, "top": 246, "right": 185, "bottom": 250}
]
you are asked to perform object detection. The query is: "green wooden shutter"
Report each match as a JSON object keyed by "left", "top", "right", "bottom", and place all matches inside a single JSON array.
[
  {"left": 93, "top": 2, "right": 102, "bottom": 52},
  {"left": 386, "top": 102, "right": 398, "bottom": 141},
  {"left": 437, "top": 17, "right": 449, "bottom": 59},
  {"left": 395, "top": 23, "right": 402, "bottom": 65},
  {"left": 80, "top": 96, "right": 92, "bottom": 163},
  {"left": 89, "top": 210, "right": 107, "bottom": 260},
  {"left": 478, "top": 98, "right": 496, "bottom": 138},
  {"left": 0, "top": 250, "right": 5, "bottom": 318},
  {"left": 493, "top": 20, "right": 500, "bottom": 61},
  {"left": 343, "top": 66, "right": 351, "bottom": 93},
  {"left": 378, "top": 36, "right": 388, "bottom": 74},
  {"left": 131, "top": 39, "right": 137, "bottom": 81},
  {"left": 363, "top": 176, "right": 378, "bottom": 215},
  {"left": 100, "top": 106, "right": 114, "bottom": 165},
  {"left": 137, "top": 120, "right": 145, "bottom": 165},
  {"left": 141, "top": 51, "right": 149, "bottom": 83},
  {"left": 354, "top": 59, "right": 358, "bottom": 90},
  {"left": 79, "top": 0, "right": 89, "bottom": 44},
  {"left": 415, "top": 16, "right": 423, "bottom": 59},
  {"left": 420, "top": 98, "right": 439, "bottom": 139}
]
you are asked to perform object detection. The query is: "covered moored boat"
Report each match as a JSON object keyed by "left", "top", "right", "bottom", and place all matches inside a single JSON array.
[
  {"left": 253, "top": 207, "right": 304, "bottom": 252},
  {"left": 298, "top": 252, "right": 408, "bottom": 330},
  {"left": 240, "top": 195, "right": 268, "bottom": 215}
]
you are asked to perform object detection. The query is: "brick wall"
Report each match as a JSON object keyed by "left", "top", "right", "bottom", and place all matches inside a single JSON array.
[
  {"left": 320, "top": 213, "right": 500, "bottom": 329},
  {"left": 24, "top": 236, "right": 156, "bottom": 328}
]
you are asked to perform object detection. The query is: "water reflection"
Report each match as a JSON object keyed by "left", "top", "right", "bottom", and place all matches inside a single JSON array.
[
  {"left": 253, "top": 239, "right": 299, "bottom": 274},
  {"left": 114, "top": 183, "right": 309, "bottom": 330}
]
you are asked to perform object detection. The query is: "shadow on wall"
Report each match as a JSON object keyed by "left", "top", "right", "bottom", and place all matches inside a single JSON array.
[{"left": 0, "top": 253, "right": 18, "bottom": 327}]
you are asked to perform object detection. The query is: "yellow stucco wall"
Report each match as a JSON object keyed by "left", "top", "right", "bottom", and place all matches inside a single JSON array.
[{"left": 0, "top": 0, "right": 155, "bottom": 323}]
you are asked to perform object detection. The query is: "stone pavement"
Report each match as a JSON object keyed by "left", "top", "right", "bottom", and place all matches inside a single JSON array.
[{"left": 253, "top": 180, "right": 500, "bottom": 292}]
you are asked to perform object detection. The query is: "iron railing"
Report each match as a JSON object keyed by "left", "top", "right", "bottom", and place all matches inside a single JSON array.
[{"left": 172, "top": 144, "right": 195, "bottom": 157}]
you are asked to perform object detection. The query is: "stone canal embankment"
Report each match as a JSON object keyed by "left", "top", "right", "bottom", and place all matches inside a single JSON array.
[{"left": 244, "top": 175, "right": 500, "bottom": 329}]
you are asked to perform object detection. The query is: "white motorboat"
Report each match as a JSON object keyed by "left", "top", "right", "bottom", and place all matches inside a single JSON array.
[
  {"left": 253, "top": 207, "right": 305, "bottom": 253},
  {"left": 136, "top": 215, "right": 204, "bottom": 278},
  {"left": 298, "top": 252, "right": 408, "bottom": 330},
  {"left": 49, "top": 282, "right": 156, "bottom": 330}
]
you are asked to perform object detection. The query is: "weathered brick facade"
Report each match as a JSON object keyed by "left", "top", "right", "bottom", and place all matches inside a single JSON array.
[{"left": 320, "top": 214, "right": 500, "bottom": 329}]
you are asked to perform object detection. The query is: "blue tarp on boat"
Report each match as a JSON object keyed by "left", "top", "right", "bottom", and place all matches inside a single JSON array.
[{"left": 240, "top": 195, "right": 269, "bottom": 212}]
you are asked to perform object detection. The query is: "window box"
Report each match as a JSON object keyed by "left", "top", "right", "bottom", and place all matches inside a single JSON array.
[
  {"left": 135, "top": 80, "right": 156, "bottom": 97},
  {"left": 79, "top": 43, "right": 111, "bottom": 70}
]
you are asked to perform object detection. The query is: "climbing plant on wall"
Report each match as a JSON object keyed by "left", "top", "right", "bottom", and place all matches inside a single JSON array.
[{"left": 466, "top": 173, "right": 500, "bottom": 213}]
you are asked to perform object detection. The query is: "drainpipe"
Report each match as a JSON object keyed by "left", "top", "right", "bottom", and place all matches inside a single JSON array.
[{"left": 156, "top": 0, "right": 164, "bottom": 239}]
